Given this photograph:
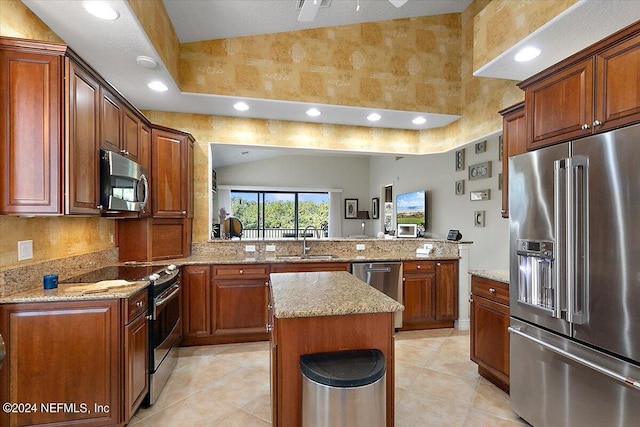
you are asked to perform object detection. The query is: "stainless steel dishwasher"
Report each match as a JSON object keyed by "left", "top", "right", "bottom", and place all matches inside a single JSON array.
[{"left": 351, "top": 262, "right": 403, "bottom": 329}]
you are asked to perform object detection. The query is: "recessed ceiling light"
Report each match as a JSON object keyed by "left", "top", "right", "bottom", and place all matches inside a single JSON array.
[
  {"left": 515, "top": 46, "right": 541, "bottom": 62},
  {"left": 367, "top": 113, "right": 381, "bottom": 122},
  {"left": 148, "top": 81, "right": 168, "bottom": 92},
  {"left": 234, "top": 102, "right": 250, "bottom": 111},
  {"left": 412, "top": 117, "right": 427, "bottom": 125},
  {"left": 306, "top": 108, "right": 321, "bottom": 117},
  {"left": 83, "top": 1, "right": 120, "bottom": 20},
  {"left": 136, "top": 55, "right": 158, "bottom": 69}
]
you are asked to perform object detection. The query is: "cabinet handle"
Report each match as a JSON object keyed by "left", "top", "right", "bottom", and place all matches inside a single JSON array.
[
  {"left": 239, "top": 269, "right": 243, "bottom": 274},
  {"left": 146, "top": 314, "right": 153, "bottom": 320},
  {"left": 136, "top": 301, "right": 144, "bottom": 307},
  {"left": 593, "top": 120, "right": 602, "bottom": 127},
  {"left": 268, "top": 304, "right": 273, "bottom": 310},
  {"left": 182, "top": 210, "right": 187, "bottom": 215},
  {"left": 266, "top": 323, "right": 273, "bottom": 332},
  {"left": 265, "top": 281, "right": 269, "bottom": 287},
  {"left": 417, "top": 265, "right": 421, "bottom": 269},
  {"left": 469, "top": 299, "right": 473, "bottom": 303},
  {"left": 97, "top": 205, "right": 103, "bottom": 210},
  {"left": 437, "top": 262, "right": 441, "bottom": 266},
  {"left": 581, "top": 123, "right": 590, "bottom": 130},
  {"left": 120, "top": 149, "right": 130, "bottom": 156},
  {"left": 489, "top": 287, "right": 496, "bottom": 294}
]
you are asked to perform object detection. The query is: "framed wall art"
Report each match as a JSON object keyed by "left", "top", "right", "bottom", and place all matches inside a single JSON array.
[
  {"left": 345, "top": 198, "right": 358, "bottom": 219},
  {"left": 455, "top": 148, "right": 465, "bottom": 172},
  {"left": 469, "top": 161, "right": 492, "bottom": 181}
]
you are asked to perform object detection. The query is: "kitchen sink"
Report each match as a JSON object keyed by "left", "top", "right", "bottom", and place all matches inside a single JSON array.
[{"left": 275, "top": 254, "right": 338, "bottom": 260}]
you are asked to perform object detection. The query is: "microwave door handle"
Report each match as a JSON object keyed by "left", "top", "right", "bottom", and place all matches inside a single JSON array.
[
  {"left": 554, "top": 159, "right": 568, "bottom": 320},
  {"left": 140, "top": 173, "right": 149, "bottom": 211}
]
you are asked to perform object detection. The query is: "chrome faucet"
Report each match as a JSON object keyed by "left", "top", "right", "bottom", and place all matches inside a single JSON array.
[{"left": 302, "top": 225, "right": 318, "bottom": 255}]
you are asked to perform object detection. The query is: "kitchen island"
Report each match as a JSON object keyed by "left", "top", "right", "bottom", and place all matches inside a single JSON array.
[{"left": 269, "top": 271, "right": 403, "bottom": 426}]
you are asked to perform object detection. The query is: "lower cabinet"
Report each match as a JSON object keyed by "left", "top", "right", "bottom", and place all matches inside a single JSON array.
[
  {"left": 0, "top": 289, "right": 149, "bottom": 426},
  {"left": 181, "top": 264, "right": 270, "bottom": 346},
  {"left": 470, "top": 275, "right": 510, "bottom": 393},
  {"left": 401, "top": 260, "right": 458, "bottom": 330}
]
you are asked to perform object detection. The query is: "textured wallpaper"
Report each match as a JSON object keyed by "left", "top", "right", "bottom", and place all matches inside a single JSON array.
[{"left": 473, "top": 0, "right": 577, "bottom": 71}]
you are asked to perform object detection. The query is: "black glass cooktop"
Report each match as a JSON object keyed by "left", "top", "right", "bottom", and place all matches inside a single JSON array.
[{"left": 61, "top": 265, "right": 162, "bottom": 283}]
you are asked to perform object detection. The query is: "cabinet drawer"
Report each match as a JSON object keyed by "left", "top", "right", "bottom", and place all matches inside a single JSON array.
[
  {"left": 212, "top": 264, "right": 270, "bottom": 279},
  {"left": 125, "top": 289, "right": 149, "bottom": 324},
  {"left": 471, "top": 276, "right": 509, "bottom": 306},
  {"left": 403, "top": 260, "right": 435, "bottom": 273}
]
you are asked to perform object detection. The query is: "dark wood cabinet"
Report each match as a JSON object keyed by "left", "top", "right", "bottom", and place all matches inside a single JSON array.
[
  {"left": 152, "top": 127, "right": 194, "bottom": 218},
  {"left": 401, "top": 260, "right": 458, "bottom": 330},
  {"left": 520, "top": 22, "right": 640, "bottom": 149},
  {"left": 67, "top": 59, "right": 101, "bottom": 215},
  {"left": 100, "top": 87, "right": 122, "bottom": 153},
  {"left": 470, "top": 275, "right": 510, "bottom": 393},
  {"left": 0, "top": 291, "right": 150, "bottom": 427},
  {"left": 0, "top": 299, "right": 121, "bottom": 427},
  {"left": 212, "top": 264, "right": 269, "bottom": 340},
  {"left": 123, "top": 290, "right": 149, "bottom": 421},
  {"left": 0, "top": 41, "right": 63, "bottom": 214},
  {"left": 182, "top": 265, "right": 212, "bottom": 338},
  {"left": 499, "top": 102, "right": 526, "bottom": 218},
  {"left": 123, "top": 107, "right": 142, "bottom": 163}
]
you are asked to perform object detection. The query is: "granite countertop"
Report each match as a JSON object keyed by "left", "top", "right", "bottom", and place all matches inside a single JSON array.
[
  {"left": 269, "top": 271, "right": 404, "bottom": 319},
  {"left": 0, "top": 280, "right": 149, "bottom": 304},
  {"left": 170, "top": 253, "right": 459, "bottom": 266},
  {"left": 469, "top": 269, "right": 509, "bottom": 284}
]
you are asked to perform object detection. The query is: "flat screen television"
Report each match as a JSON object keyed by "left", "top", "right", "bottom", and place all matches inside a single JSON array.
[{"left": 396, "top": 190, "right": 427, "bottom": 237}]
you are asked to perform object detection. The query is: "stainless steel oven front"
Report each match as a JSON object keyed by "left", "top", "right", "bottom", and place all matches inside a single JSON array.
[{"left": 147, "top": 266, "right": 182, "bottom": 406}]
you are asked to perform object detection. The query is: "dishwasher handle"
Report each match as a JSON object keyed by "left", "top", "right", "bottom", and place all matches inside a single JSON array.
[{"left": 364, "top": 267, "right": 392, "bottom": 273}]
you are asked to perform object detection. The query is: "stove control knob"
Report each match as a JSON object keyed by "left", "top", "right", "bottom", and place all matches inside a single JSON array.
[
  {"left": 167, "top": 264, "right": 177, "bottom": 271},
  {"left": 149, "top": 273, "right": 160, "bottom": 281}
]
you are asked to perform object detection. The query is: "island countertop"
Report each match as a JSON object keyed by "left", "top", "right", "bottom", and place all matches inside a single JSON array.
[{"left": 269, "top": 270, "right": 404, "bottom": 319}]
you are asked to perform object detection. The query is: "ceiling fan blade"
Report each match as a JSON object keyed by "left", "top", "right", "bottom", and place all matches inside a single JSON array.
[
  {"left": 298, "top": 0, "right": 322, "bottom": 22},
  {"left": 388, "top": 0, "right": 409, "bottom": 7}
]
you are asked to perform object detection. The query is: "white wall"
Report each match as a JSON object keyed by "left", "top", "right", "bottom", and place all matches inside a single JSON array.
[
  {"left": 368, "top": 133, "right": 509, "bottom": 270},
  {"left": 214, "top": 152, "right": 372, "bottom": 237},
  {"left": 213, "top": 136, "right": 510, "bottom": 270}
]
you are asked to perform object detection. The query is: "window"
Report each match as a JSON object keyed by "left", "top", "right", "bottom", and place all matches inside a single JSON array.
[{"left": 230, "top": 191, "right": 329, "bottom": 240}]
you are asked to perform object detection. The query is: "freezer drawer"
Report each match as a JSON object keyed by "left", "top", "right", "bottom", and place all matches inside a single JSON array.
[{"left": 509, "top": 318, "right": 640, "bottom": 427}]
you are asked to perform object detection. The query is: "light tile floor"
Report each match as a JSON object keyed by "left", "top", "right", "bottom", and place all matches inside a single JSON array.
[{"left": 130, "top": 329, "right": 529, "bottom": 426}]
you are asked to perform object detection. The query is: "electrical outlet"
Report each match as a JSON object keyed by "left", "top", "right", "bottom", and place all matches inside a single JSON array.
[
  {"left": 266, "top": 245, "right": 276, "bottom": 252},
  {"left": 245, "top": 245, "right": 256, "bottom": 252},
  {"left": 356, "top": 244, "right": 366, "bottom": 251},
  {"left": 109, "top": 234, "right": 114, "bottom": 244},
  {"left": 18, "top": 240, "right": 33, "bottom": 261}
]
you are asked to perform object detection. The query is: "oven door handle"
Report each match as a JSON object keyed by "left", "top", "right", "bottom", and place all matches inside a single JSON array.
[{"left": 153, "top": 283, "right": 180, "bottom": 319}]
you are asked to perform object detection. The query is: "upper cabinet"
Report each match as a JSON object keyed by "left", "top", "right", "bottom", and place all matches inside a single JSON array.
[
  {"left": 152, "top": 126, "right": 194, "bottom": 218},
  {"left": 0, "top": 40, "right": 64, "bottom": 214},
  {"left": 519, "top": 23, "right": 640, "bottom": 150},
  {"left": 0, "top": 37, "right": 151, "bottom": 216},
  {"left": 499, "top": 102, "right": 526, "bottom": 219}
]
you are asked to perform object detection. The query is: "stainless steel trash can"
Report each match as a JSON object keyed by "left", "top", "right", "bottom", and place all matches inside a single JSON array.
[{"left": 300, "top": 349, "right": 386, "bottom": 427}]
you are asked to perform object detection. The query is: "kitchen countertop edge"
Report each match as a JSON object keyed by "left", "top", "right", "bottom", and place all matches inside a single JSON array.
[{"left": 469, "top": 269, "right": 509, "bottom": 284}]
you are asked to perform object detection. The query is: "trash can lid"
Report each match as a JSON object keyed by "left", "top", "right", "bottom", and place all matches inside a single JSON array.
[{"left": 300, "top": 349, "right": 385, "bottom": 387}]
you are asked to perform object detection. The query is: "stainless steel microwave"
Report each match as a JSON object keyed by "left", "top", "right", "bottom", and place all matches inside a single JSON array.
[{"left": 100, "top": 149, "right": 149, "bottom": 212}]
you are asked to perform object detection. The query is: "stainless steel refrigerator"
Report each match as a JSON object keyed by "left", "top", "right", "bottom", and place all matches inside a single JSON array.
[{"left": 508, "top": 123, "right": 640, "bottom": 426}]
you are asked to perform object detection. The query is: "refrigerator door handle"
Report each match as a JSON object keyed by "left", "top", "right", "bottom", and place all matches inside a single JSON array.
[
  {"left": 568, "top": 155, "right": 589, "bottom": 325},
  {"left": 508, "top": 326, "right": 640, "bottom": 390},
  {"left": 554, "top": 158, "right": 569, "bottom": 320}
]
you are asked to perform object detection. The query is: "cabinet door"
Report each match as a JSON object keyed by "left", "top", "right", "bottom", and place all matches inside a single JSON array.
[
  {"left": 152, "top": 128, "right": 186, "bottom": 217},
  {"left": 122, "top": 107, "right": 141, "bottom": 162},
  {"left": 526, "top": 58, "right": 594, "bottom": 150},
  {"left": 435, "top": 260, "right": 458, "bottom": 320},
  {"left": 0, "top": 48, "right": 62, "bottom": 214},
  {"left": 151, "top": 218, "right": 189, "bottom": 260},
  {"left": 595, "top": 32, "right": 640, "bottom": 132},
  {"left": 499, "top": 102, "right": 526, "bottom": 218},
  {"left": 100, "top": 87, "right": 122, "bottom": 152},
  {"left": 402, "top": 273, "right": 436, "bottom": 325},
  {"left": 186, "top": 136, "right": 194, "bottom": 218},
  {"left": 67, "top": 60, "right": 100, "bottom": 214},
  {"left": 213, "top": 278, "right": 268, "bottom": 335},
  {"left": 182, "top": 265, "right": 212, "bottom": 338},
  {"left": 470, "top": 295, "right": 510, "bottom": 387},
  {"left": 0, "top": 300, "right": 120, "bottom": 427},
  {"left": 124, "top": 311, "right": 149, "bottom": 421}
]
